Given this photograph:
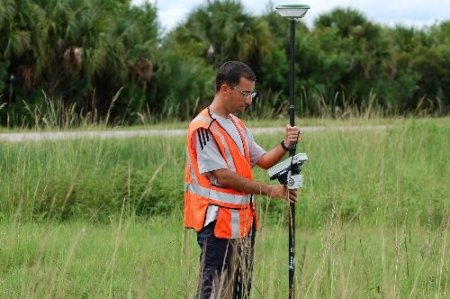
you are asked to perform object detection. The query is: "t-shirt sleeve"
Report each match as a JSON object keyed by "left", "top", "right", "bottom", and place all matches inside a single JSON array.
[
  {"left": 246, "top": 128, "right": 266, "bottom": 166},
  {"left": 194, "top": 128, "right": 227, "bottom": 174}
]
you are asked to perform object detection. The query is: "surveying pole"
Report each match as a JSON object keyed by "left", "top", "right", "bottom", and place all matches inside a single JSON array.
[{"left": 274, "top": 4, "right": 310, "bottom": 299}]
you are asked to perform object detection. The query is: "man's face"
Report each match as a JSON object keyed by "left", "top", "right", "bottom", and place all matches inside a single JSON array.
[{"left": 225, "top": 77, "right": 256, "bottom": 114}]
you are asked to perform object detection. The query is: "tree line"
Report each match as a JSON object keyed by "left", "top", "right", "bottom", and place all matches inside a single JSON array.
[{"left": 1, "top": 0, "right": 449, "bottom": 126}]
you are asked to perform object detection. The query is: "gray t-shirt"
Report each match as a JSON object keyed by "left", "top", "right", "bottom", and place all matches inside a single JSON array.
[{"left": 194, "top": 112, "right": 265, "bottom": 226}]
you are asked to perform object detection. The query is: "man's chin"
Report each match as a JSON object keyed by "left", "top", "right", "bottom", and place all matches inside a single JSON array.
[{"left": 232, "top": 106, "right": 250, "bottom": 115}]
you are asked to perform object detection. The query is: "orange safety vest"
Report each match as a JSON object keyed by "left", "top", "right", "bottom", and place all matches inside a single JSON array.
[{"left": 184, "top": 108, "right": 257, "bottom": 239}]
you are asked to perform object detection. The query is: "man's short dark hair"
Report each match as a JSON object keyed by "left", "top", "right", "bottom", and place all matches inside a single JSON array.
[{"left": 215, "top": 61, "right": 256, "bottom": 92}]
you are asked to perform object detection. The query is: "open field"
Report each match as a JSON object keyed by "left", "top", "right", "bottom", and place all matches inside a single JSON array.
[
  {"left": 1, "top": 217, "right": 449, "bottom": 298},
  {"left": 1, "top": 118, "right": 449, "bottom": 298}
]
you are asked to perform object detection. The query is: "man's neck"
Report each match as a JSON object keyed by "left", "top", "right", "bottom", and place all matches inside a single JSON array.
[{"left": 209, "top": 99, "right": 230, "bottom": 118}]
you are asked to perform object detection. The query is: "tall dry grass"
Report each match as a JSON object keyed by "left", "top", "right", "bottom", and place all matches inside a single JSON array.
[{"left": 1, "top": 117, "right": 449, "bottom": 297}]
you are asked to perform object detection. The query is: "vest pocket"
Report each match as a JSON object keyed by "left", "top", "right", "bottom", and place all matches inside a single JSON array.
[{"left": 184, "top": 192, "right": 209, "bottom": 231}]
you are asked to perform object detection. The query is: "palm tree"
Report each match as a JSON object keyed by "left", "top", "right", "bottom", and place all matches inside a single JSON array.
[
  {"left": 314, "top": 8, "right": 369, "bottom": 38},
  {"left": 167, "top": 0, "right": 273, "bottom": 68},
  {"left": 164, "top": 0, "right": 277, "bottom": 115},
  {"left": 0, "top": 0, "right": 48, "bottom": 87},
  {"left": 312, "top": 8, "right": 393, "bottom": 108},
  {"left": 32, "top": 0, "right": 158, "bottom": 113},
  {"left": 0, "top": 0, "right": 162, "bottom": 125}
]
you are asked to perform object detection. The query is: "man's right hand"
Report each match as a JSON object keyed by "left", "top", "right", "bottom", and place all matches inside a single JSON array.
[{"left": 270, "top": 185, "right": 298, "bottom": 203}]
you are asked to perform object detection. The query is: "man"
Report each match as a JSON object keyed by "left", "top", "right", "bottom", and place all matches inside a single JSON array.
[{"left": 184, "top": 61, "right": 301, "bottom": 298}]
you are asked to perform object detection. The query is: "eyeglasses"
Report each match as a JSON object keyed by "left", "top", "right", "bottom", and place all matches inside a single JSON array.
[{"left": 232, "top": 86, "right": 257, "bottom": 99}]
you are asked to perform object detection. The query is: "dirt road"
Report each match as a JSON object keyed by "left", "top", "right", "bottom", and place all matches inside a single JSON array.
[{"left": 0, "top": 125, "right": 387, "bottom": 143}]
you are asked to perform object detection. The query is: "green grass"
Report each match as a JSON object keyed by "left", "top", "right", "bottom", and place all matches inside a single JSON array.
[
  {"left": 1, "top": 117, "right": 449, "bottom": 298},
  {"left": 1, "top": 118, "right": 449, "bottom": 226},
  {"left": 1, "top": 216, "right": 449, "bottom": 298},
  {"left": 0, "top": 135, "right": 186, "bottom": 222},
  {"left": 1, "top": 216, "right": 196, "bottom": 298}
]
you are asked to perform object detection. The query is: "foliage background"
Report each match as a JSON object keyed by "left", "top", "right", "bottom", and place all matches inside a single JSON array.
[{"left": 1, "top": 0, "right": 450, "bottom": 127}]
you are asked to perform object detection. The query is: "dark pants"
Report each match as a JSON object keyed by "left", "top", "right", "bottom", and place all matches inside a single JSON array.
[{"left": 196, "top": 221, "right": 256, "bottom": 299}]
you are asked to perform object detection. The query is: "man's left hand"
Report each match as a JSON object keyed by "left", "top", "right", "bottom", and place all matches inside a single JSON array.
[{"left": 283, "top": 125, "right": 301, "bottom": 149}]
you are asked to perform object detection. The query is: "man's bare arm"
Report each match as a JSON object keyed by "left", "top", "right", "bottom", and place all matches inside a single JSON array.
[
  {"left": 212, "top": 168, "right": 297, "bottom": 202},
  {"left": 256, "top": 144, "right": 287, "bottom": 170},
  {"left": 256, "top": 125, "right": 301, "bottom": 170}
]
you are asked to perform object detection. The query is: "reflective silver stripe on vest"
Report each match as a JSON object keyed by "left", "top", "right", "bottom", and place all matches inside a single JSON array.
[
  {"left": 230, "top": 210, "right": 240, "bottom": 239},
  {"left": 185, "top": 182, "right": 252, "bottom": 205}
]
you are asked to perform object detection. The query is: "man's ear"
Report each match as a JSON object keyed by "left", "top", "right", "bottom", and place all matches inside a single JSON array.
[{"left": 220, "top": 83, "right": 229, "bottom": 93}]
